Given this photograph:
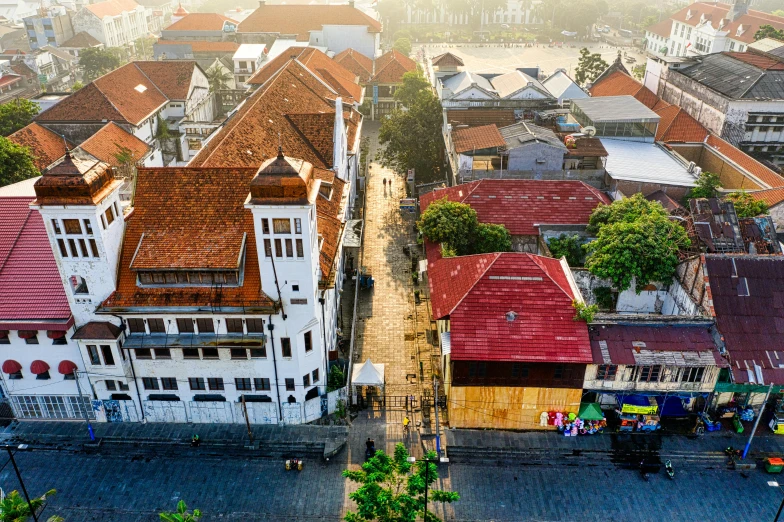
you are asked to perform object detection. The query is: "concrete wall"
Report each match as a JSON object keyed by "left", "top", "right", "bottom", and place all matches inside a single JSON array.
[
  {"left": 616, "top": 278, "right": 699, "bottom": 316},
  {"left": 675, "top": 256, "right": 712, "bottom": 316},
  {"left": 768, "top": 202, "right": 784, "bottom": 232},
  {"left": 609, "top": 177, "right": 690, "bottom": 200},
  {"left": 659, "top": 70, "right": 729, "bottom": 137},
  {"left": 460, "top": 168, "right": 605, "bottom": 188},
  {"left": 667, "top": 143, "right": 764, "bottom": 191},
  {"left": 320, "top": 25, "right": 376, "bottom": 58},
  {"left": 506, "top": 142, "right": 564, "bottom": 171}
]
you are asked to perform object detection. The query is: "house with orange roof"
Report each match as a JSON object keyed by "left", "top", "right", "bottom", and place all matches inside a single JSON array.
[
  {"left": 160, "top": 12, "right": 239, "bottom": 42},
  {"left": 237, "top": 1, "right": 381, "bottom": 59},
  {"left": 365, "top": 49, "right": 417, "bottom": 120},
  {"left": 72, "top": 0, "right": 148, "bottom": 48}
]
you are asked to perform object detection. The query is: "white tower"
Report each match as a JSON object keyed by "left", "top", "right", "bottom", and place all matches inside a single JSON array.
[{"left": 31, "top": 151, "right": 126, "bottom": 326}]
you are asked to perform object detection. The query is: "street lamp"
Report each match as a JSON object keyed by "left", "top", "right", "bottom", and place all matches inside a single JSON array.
[
  {"left": 3, "top": 444, "right": 38, "bottom": 522},
  {"left": 407, "top": 456, "right": 439, "bottom": 520}
]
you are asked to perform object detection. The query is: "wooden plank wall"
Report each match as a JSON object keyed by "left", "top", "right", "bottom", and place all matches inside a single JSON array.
[{"left": 449, "top": 386, "right": 583, "bottom": 430}]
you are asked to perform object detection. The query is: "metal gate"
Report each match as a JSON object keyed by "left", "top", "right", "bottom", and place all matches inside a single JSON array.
[
  {"left": 240, "top": 402, "right": 278, "bottom": 425},
  {"left": 11, "top": 395, "right": 94, "bottom": 420},
  {"left": 189, "top": 401, "right": 235, "bottom": 424},
  {"left": 101, "top": 400, "right": 140, "bottom": 422},
  {"left": 143, "top": 400, "right": 188, "bottom": 423},
  {"left": 374, "top": 395, "right": 418, "bottom": 410},
  {"left": 281, "top": 402, "right": 302, "bottom": 424}
]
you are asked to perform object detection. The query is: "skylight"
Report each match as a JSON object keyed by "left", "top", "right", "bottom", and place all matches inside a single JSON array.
[{"left": 134, "top": 84, "right": 147, "bottom": 93}]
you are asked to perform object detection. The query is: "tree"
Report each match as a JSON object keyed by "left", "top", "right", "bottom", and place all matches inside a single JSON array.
[
  {"left": 393, "top": 70, "right": 431, "bottom": 107},
  {"left": 0, "top": 99, "right": 39, "bottom": 136},
  {"left": 725, "top": 191, "right": 769, "bottom": 218},
  {"left": 79, "top": 47, "right": 121, "bottom": 81},
  {"left": 584, "top": 195, "right": 690, "bottom": 292},
  {"left": 0, "top": 489, "right": 63, "bottom": 522},
  {"left": 755, "top": 24, "right": 784, "bottom": 41},
  {"left": 343, "top": 443, "right": 459, "bottom": 522},
  {"left": 204, "top": 64, "right": 233, "bottom": 114},
  {"left": 0, "top": 136, "right": 40, "bottom": 187},
  {"left": 417, "top": 198, "right": 479, "bottom": 255},
  {"left": 393, "top": 37, "right": 412, "bottom": 56},
  {"left": 631, "top": 63, "right": 645, "bottom": 80},
  {"left": 327, "top": 364, "right": 346, "bottom": 392},
  {"left": 133, "top": 36, "right": 156, "bottom": 60},
  {"left": 686, "top": 171, "right": 721, "bottom": 200},
  {"left": 70, "top": 81, "right": 84, "bottom": 92},
  {"left": 379, "top": 83, "right": 444, "bottom": 184},
  {"left": 547, "top": 234, "right": 586, "bottom": 266},
  {"left": 574, "top": 47, "right": 608, "bottom": 86},
  {"left": 160, "top": 500, "right": 202, "bottom": 522},
  {"left": 774, "top": 10, "right": 784, "bottom": 18},
  {"left": 474, "top": 223, "right": 512, "bottom": 254}
]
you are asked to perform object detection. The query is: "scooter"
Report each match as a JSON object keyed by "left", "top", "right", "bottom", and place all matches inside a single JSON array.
[
  {"left": 665, "top": 460, "right": 674, "bottom": 480},
  {"left": 365, "top": 444, "right": 376, "bottom": 461}
]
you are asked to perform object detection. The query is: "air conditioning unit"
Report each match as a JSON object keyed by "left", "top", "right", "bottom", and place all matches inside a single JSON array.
[
  {"left": 693, "top": 166, "right": 702, "bottom": 177},
  {"left": 687, "top": 161, "right": 696, "bottom": 173}
]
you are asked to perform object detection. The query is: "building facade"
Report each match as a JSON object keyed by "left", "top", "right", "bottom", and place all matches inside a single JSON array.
[
  {"left": 23, "top": 6, "right": 75, "bottom": 51},
  {"left": 72, "top": 0, "right": 148, "bottom": 48}
]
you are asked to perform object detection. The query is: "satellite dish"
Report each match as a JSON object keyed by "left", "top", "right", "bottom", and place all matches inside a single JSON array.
[{"left": 582, "top": 126, "right": 597, "bottom": 137}]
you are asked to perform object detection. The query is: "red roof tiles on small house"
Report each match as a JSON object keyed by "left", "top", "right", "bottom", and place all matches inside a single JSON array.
[
  {"left": 156, "top": 40, "right": 239, "bottom": 53},
  {"left": 164, "top": 13, "right": 237, "bottom": 32},
  {"left": 420, "top": 180, "right": 610, "bottom": 237},
  {"left": 428, "top": 252, "right": 591, "bottom": 363},
  {"left": 238, "top": 4, "right": 381, "bottom": 40},
  {"left": 654, "top": 105, "right": 709, "bottom": 142},
  {"left": 77, "top": 122, "right": 151, "bottom": 167},
  {"left": 60, "top": 31, "right": 101, "bottom": 48},
  {"left": 372, "top": 49, "right": 417, "bottom": 84},
  {"left": 0, "top": 197, "right": 72, "bottom": 323},
  {"left": 706, "top": 134, "right": 784, "bottom": 188},
  {"left": 451, "top": 124, "right": 505, "bottom": 154},
  {"left": 431, "top": 52, "right": 464, "bottom": 67},
  {"left": 8, "top": 123, "right": 72, "bottom": 172},
  {"left": 334, "top": 48, "right": 373, "bottom": 82}
]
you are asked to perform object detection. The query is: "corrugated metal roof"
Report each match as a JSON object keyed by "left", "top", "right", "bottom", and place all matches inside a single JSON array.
[
  {"left": 601, "top": 139, "right": 697, "bottom": 187},
  {"left": 589, "top": 324, "right": 722, "bottom": 366},
  {"left": 572, "top": 95, "right": 660, "bottom": 122},
  {"left": 498, "top": 121, "right": 565, "bottom": 149},
  {"left": 678, "top": 53, "right": 784, "bottom": 100}
]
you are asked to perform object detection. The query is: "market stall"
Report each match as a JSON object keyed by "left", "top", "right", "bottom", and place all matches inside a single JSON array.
[
  {"left": 351, "top": 359, "right": 385, "bottom": 408},
  {"left": 618, "top": 395, "right": 660, "bottom": 433}
]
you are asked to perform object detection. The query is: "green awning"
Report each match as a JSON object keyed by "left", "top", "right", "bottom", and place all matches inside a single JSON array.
[
  {"left": 715, "top": 382, "right": 784, "bottom": 394},
  {"left": 578, "top": 402, "right": 605, "bottom": 421}
]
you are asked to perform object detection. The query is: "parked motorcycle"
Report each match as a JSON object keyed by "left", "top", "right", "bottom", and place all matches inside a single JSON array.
[{"left": 665, "top": 460, "right": 675, "bottom": 480}]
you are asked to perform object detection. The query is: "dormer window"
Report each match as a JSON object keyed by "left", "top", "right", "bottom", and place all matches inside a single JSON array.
[
  {"left": 137, "top": 269, "right": 241, "bottom": 287},
  {"left": 686, "top": 9, "right": 692, "bottom": 20},
  {"left": 319, "top": 182, "right": 333, "bottom": 200},
  {"left": 736, "top": 25, "right": 744, "bottom": 36}
]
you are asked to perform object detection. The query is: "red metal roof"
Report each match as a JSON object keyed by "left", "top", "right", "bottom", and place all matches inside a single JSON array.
[
  {"left": 0, "top": 197, "right": 71, "bottom": 323},
  {"left": 420, "top": 180, "right": 610, "bottom": 236},
  {"left": 588, "top": 324, "right": 722, "bottom": 366},
  {"left": 428, "top": 252, "right": 592, "bottom": 363}
]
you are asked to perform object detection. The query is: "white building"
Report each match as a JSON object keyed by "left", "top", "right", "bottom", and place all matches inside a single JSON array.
[
  {"left": 72, "top": 0, "right": 149, "bottom": 48},
  {"left": 232, "top": 43, "right": 265, "bottom": 88},
  {"left": 644, "top": 0, "right": 784, "bottom": 58},
  {"left": 0, "top": 178, "right": 93, "bottom": 420},
  {"left": 399, "top": 0, "right": 539, "bottom": 26}
]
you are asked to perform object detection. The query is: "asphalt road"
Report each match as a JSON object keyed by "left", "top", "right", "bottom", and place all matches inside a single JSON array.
[{"left": 1, "top": 448, "right": 778, "bottom": 521}]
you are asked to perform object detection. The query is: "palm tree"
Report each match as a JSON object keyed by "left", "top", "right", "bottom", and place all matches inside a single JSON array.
[
  {"left": 160, "top": 500, "right": 201, "bottom": 522},
  {"left": 204, "top": 64, "right": 233, "bottom": 116},
  {"left": 0, "top": 489, "right": 63, "bottom": 522}
]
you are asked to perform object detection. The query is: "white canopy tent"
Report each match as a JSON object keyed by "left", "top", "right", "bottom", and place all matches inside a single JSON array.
[{"left": 352, "top": 359, "right": 385, "bottom": 388}]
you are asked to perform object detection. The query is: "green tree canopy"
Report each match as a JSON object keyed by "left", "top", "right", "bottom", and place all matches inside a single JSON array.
[
  {"left": 0, "top": 98, "right": 39, "bottom": 136},
  {"left": 71, "top": 81, "right": 84, "bottom": 92},
  {"left": 574, "top": 47, "right": 609, "bottom": 86},
  {"left": 474, "top": 223, "right": 512, "bottom": 254},
  {"left": 418, "top": 198, "right": 479, "bottom": 255},
  {"left": 343, "top": 443, "right": 459, "bottom": 522},
  {"left": 160, "top": 500, "right": 202, "bottom": 522},
  {"left": 0, "top": 488, "right": 62, "bottom": 522},
  {"left": 134, "top": 36, "right": 156, "bottom": 60},
  {"left": 0, "top": 136, "right": 40, "bottom": 187},
  {"left": 393, "top": 37, "right": 412, "bottom": 56},
  {"left": 755, "top": 24, "right": 784, "bottom": 41},
  {"left": 379, "top": 80, "right": 444, "bottom": 184},
  {"left": 686, "top": 170, "right": 721, "bottom": 201},
  {"left": 584, "top": 194, "right": 690, "bottom": 291},
  {"left": 79, "top": 47, "right": 121, "bottom": 81},
  {"left": 547, "top": 234, "right": 586, "bottom": 266},
  {"left": 725, "top": 191, "right": 769, "bottom": 218},
  {"left": 393, "top": 70, "right": 431, "bottom": 107}
]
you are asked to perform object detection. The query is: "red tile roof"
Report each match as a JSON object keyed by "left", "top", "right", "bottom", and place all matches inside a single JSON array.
[
  {"left": 428, "top": 252, "right": 591, "bottom": 363},
  {"left": 247, "top": 47, "right": 362, "bottom": 103},
  {"left": 451, "top": 124, "right": 506, "bottom": 153},
  {"left": 193, "top": 59, "right": 358, "bottom": 169},
  {"left": 102, "top": 167, "right": 275, "bottom": 309},
  {"left": 588, "top": 69, "right": 660, "bottom": 109},
  {"left": 85, "top": 0, "right": 141, "bottom": 19},
  {"left": 0, "top": 197, "right": 71, "bottom": 322},
  {"left": 156, "top": 40, "right": 239, "bottom": 53},
  {"left": 372, "top": 49, "right": 417, "bottom": 84},
  {"left": 725, "top": 51, "right": 784, "bottom": 71},
  {"left": 333, "top": 48, "right": 373, "bottom": 82},
  {"left": 750, "top": 187, "right": 784, "bottom": 207},
  {"left": 669, "top": 2, "right": 784, "bottom": 44},
  {"left": 35, "top": 61, "right": 197, "bottom": 126},
  {"left": 646, "top": 18, "right": 673, "bottom": 38},
  {"left": 238, "top": 4, "right": 381, "bottom": 39},
  {"left": 706, "top": 134, "right": 784, "bottom": 188},
  {"left": 654, "top": 105, "right": 709, "bottom": 142},
  {"left": 431, "top": 52, "right": 464, "bottom": 67},
  {"left": 588, "top": 324, "right": 722, "bottom": 366},
  {"left": 420, "top": 180, "right": 610, "bottom": 236},
  {"left": 8, "top": 123, "right": 71, "bottom": 171},
  {"left": 60, "top": 31, "right": 102, "bottom": 48},
  {"left": 77, "top": 122, "right": 151, "bottom": 167},
  {"left": 164, "top": 13, "right": 237, "bottom": 32}
]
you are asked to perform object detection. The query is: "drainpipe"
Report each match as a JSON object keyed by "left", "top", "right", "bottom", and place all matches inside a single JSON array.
[
  {"left": 319, "top": 293, "right": 328, "bottom": 389},
  {"left": 111, "top": 314, "right": 145, "bottom": 421},
  {"left": 268, "top": 316, "right": 283, "bottom": 421}
]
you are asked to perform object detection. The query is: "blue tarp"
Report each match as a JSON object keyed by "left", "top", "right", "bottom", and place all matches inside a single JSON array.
[
  {"left": 655, "top": 395, "right": 689, "bottom": 417},
  {"left": 620, "top": 394, "right": 651, "bottom": 407}
]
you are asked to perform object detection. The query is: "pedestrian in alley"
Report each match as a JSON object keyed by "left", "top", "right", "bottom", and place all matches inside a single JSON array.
[{"left": 383, "top": 178, "right": 387, "bottom": 187}]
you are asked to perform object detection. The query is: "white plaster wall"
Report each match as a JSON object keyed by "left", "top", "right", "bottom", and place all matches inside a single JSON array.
[{"left": 320, "top": 25, "right": 376, "bottom": 58}]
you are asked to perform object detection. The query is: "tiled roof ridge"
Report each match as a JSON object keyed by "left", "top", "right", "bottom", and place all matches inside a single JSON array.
[
  {"left": 528, "top": 254, "right": 574, "bottom": 301},
  {"left": 0, "top": 203, "right": 32, "bottom": 274},
  {"left": 283, "top": 113, "right": 330, "bottom": 167},
  {"left": 443, "top": 252, "right": 500, "bottom": 316},
  {"left": 293, "top": 57, "right": 339, "bottom": 98},
  {"left": 130, "top": 62, "right": 170, "bottom": 101},
  {"left": 89, "top": 74, "right": 129, "bottom": 121}
]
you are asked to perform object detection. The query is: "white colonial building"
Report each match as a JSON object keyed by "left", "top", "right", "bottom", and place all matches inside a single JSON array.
[{"left": 72, "top": 0, "right": 149, "bottom": 48}]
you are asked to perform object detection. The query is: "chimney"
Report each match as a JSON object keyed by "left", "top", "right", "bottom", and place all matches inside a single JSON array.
[
  {"left": 728, "top": 0, "right": 748, "bottom": 22},
  {"left": 258, "top": 0, "right": 265, "bottom": 7},
  {"left": 349, "top": 0, "right": 355, "bottom": 7}
]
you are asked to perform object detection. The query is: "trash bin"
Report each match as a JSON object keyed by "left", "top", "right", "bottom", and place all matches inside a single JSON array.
[{"left": 766, "top": 458, "right": 784, "bottom": 473}]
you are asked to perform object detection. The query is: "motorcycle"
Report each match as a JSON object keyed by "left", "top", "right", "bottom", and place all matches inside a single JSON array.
[{"left": 665, "top": 460, "right": 674, "bottom": 480}]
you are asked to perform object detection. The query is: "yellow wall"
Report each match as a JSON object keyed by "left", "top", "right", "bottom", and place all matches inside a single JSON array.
[{"left": 449, "top": 385, "right": 583, "bottom": 430}]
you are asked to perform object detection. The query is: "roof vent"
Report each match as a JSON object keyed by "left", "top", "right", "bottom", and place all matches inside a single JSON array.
[{"left": 505, "top": 311, "right": 518, "bottom": 322}]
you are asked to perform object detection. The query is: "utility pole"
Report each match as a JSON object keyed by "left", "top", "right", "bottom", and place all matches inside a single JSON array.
[
  {"left": 73, "top": 371, "right": 95, "bottom": 441},
  {"left": 743, "top": 382, "right": 774, "bottom": 459},
  {"left": 408, "top": 456, "right": 439, "bottom": 520},
  {"left": 433, "top": 376, "right": 441, "bottom": 457},
  {"left": 4, "top": 446, "right": 38, "bottom": 522},
  {"left": 241, "top": 395, "right": 254, "bottom": 445}
]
